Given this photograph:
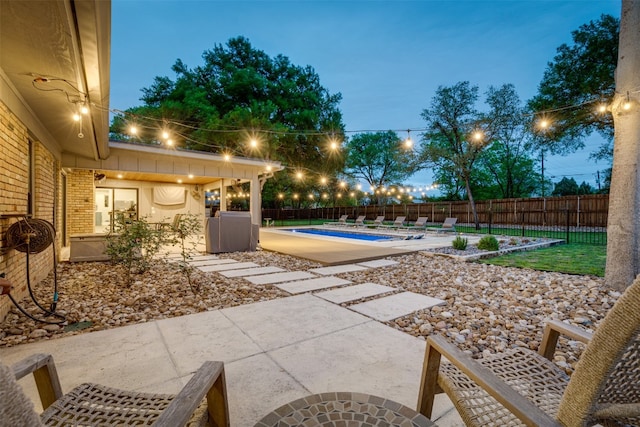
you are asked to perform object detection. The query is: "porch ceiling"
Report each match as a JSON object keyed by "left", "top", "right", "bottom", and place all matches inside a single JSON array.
[
  {"left": 0, "top": 0, "right": 111, "bottom": 160},
  {"left": 101, "top": 170, "right": 223, "bottom": 187}
]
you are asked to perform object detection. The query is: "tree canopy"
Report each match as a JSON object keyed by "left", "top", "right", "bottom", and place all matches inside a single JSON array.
[
  {"left": 110, "top": 36, "right": 345, "bottom": 203},
  {"left": 528, "top": 14, "right": 618, "bottom": 160},
  {"left": 343, "top": 131, "right": 418, "bottom": 204}
]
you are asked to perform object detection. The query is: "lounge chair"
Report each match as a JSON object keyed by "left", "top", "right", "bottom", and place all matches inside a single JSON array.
[
  {"left": 379, "top": 216, "right": 406, "bottom": 229},
  {"left": 418, "top": 274, "right": 640, "bottom": 427},
  {"left": 436, "top": 217, "right": 457, "bottom": 232},
  {"left": 370, "top": 215, "right": 386, "bottom": 227},
  {"left": 402, "top": 216, "right": 428, "bottom": 230},
  {"left": 324, "top": 214, "right": 349, "bottom": 227},
  {"left": 2, "top": 354, "right": 230, "bottom": 426},
  {"left": 353, "top": 215, "right": 366, "bottom": 227}
]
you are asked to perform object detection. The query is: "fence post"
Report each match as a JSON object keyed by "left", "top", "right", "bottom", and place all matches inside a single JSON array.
[
  {"left": 521, "top": 209, "right": 525, "bottom": 237},
  {"left": 488, "top": 209, "right": 492, "bottom": 235},
  {"left": 566, "top": 208, "right": 570, "bottom": 243}
]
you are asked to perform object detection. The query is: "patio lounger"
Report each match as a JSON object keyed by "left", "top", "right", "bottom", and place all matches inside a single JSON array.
[
  {"left": 379, "top": 216, "right": 406, "bottom": 229},
  {"left": 353, "top": 215, "right": 367, "bottom": 227},
  {"left": 401, "top": 216, "right": 428, "bottom": 230},
  {"left": 324, "top": 214, "right": 349, "bottom": 227},
  {"left": 436, "top": 217, "right": 457, "bottom": 232},
  {"left": 369, "top": 215, "right": 386, "bottom": 227}
]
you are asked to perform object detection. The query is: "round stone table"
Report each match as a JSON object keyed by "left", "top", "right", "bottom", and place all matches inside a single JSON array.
[{"left": 254, "top": 391, "right": 435, "bottom": 427}]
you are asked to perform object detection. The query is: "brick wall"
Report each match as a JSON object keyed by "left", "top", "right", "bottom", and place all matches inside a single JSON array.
[
  {"left": 66, "top": 169, "right": 95, "bottom": 236},
  {"left": 0, "top": 101, "right": 60, "bottom": 321}
]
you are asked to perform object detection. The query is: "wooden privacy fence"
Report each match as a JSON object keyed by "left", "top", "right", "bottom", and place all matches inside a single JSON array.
[{"left": 263, "top": 194, "right": 609, "bottom": 228}]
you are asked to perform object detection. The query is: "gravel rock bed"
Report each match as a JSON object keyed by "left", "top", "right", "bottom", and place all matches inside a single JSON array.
[{"left": 0, "top": 249, "right": 615, "bottom": 375}]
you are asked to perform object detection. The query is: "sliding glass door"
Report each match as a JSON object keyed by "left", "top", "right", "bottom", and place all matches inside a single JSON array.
[{"left": 94, "top": 188, "right": 138, "bottom": 233}]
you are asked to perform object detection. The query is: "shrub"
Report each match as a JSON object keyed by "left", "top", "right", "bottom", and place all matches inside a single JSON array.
[
  {"left": 477, "top": 235, "right": 500, "bottom": 251},
  {"left": 452, "top": 236, "right": 468, "bottom": 250},
  {"left": 106, "top": 216, "right": 166, "bottom": 285},
  {"left": 167, "top": 213, "right": 204, "bottom": 292}
]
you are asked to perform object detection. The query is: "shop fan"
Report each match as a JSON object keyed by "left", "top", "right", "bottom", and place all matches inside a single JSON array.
[{"left": 3, "top": 218, "right": 65, "bottom": 324}]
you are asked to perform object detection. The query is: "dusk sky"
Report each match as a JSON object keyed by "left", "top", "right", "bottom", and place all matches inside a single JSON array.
[{"left": 111, "top": 0, "right": 620, "bottom": 191}]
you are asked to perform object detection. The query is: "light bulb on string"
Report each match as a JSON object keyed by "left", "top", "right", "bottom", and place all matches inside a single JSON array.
[
  {"left": 72, "top": 106, "right": 84, "bottom": 138},
  {"left": 404, "top": 130, "right": 413, "bottom": 149}
]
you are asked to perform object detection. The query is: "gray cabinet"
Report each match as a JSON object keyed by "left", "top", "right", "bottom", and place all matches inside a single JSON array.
[{"left": 205, "top": 211, "right": 258, "bottom": 253}]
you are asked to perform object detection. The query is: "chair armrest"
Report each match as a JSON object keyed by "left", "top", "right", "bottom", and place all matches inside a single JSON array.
[
  {"left": 153, "top": 361, "right": 229, "bottom": 427},
  {"left": 11, "top": 353, "right": 63, "bottom": 410},
  {"left": 539, "top": 320, "right": 592, "bottom": 361},
  {"left": 420, "top": 335, "right": 562, "bottom": 427}
]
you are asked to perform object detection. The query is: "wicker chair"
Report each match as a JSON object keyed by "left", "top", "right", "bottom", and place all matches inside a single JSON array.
[
  {"left": 3, "top": 353, "right": 229, "bottom": 426},
  {"left": 417, "top": 274, "right": 640, "bottom": 427}
]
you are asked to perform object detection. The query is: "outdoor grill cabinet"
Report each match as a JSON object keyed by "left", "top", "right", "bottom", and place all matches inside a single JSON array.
[{"left": 205, "top": 211, "right": 259, "bottom": 253}]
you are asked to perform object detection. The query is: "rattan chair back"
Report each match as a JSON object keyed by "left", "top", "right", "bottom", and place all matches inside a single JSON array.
[{"left": 557, "top": 274, "right": 640, "bottom": 427}]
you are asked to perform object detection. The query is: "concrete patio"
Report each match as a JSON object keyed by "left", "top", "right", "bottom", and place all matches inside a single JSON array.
[{"left": 0, "top": 293, "right": 463, "bottom": 426}]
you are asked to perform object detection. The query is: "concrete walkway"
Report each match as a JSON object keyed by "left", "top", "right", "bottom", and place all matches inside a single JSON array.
[{"left": 0, "top": 294, "right": 463, "bottom": 427}]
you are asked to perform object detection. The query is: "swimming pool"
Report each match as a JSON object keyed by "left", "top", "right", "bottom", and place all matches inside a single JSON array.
[{"left": 286, "top": 228, "right": 399, "bottom": 241}]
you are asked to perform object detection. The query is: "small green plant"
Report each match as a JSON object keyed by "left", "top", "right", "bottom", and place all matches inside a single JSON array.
[
  {"left": 477, "top": 235, "right": 500, "bottom": 251},
  {"left": 106, "top": 216, "right": 165, "bottom": 286},
  {"left": 509, "top": 237, "right": 518, "bottom": 246},
  {"left": 166, "top": 213, "right": 203, "bottom": 293},
  {"left": 452, "top": 236, "right": 468, "bottom": 250}
]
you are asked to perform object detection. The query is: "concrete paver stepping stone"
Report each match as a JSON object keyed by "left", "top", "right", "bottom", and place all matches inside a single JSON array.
[
  {"left": 349, "top": 292, "right": 445, "bottom": 321},
  {"left": 220, "top": 266, "right": 286, "bottom": 278},
  {"left": 275, "top": 277, "right": 351, "bottom": 295},
  {"left": 315, "top": 283, "right": 395, "bottom": 304},
  {"left": 307, "top": 264, "right": 368, "bottom": 276},
  {"left": 189, "top": 258, "right": 237, "bottom": 267},
  {"left": 356, "top": 259, "right": 399, "bottom": 268},
  {"left": 245, "top": 271, "right": 316, "bottom": 285},
  {"left": 197, "top": 262, "right": 259, "bottom": 272}
]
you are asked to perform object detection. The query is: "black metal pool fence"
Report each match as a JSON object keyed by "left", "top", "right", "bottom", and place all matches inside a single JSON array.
[{"left": 261, "top": 194, "right": 609, "bottom": 245}]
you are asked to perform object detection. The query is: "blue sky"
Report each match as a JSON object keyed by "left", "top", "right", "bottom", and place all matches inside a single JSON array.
[{"left": 111, "top": 0, "right": 620, "bottom": 192}]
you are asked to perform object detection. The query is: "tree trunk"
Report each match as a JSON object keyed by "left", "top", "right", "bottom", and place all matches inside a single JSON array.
[
  {"left": 464, "top": 177, "right": 480, "bottom": 230},
  {"left": 605, "top": 0, "right": 640, "bottom": 291}
]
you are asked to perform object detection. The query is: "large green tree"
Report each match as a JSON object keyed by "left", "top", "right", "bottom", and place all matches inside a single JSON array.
[
  {"left": 343, "top": 131, "right": 418, "bottom": 204},
  {"left": 528, "top": 14, "right": 618, "bottom": 181},
  {"left": 420, "top": 82, "right": 489, "bottom": 229},
  {"left": 110, "top": 36, "right": 345, "bottom": 204},
  {"left": 477, "top": 84, "right": 540, "bottom": 199}
]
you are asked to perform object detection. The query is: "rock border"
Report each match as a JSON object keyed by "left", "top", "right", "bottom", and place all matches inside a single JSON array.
[{"left": 421, "top": 238, "right": 565, "bottom": 261}]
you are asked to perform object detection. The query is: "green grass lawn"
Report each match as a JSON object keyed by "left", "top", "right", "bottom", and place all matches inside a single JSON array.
[{"left": 480, "top": 243, "right": 606, "bottom": 277}]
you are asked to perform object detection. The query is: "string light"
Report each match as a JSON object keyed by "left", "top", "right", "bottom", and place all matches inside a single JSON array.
[
  {"left": 97, "top": 93, "right": 610, "bottom": 204},
  {"left": 404, "top": 130, "right": 413, "bottom": 149}
]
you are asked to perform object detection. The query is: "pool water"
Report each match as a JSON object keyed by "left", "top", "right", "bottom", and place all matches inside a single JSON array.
[{"left": 287, "top": 228, "right": 398, "bottom": 241}]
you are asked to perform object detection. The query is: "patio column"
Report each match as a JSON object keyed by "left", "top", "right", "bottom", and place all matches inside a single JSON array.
[
  {"left": 250, "top": 175, "right": 261, "bottom": 226},
  {"left": 219, "top": 182, "right": 227, "bottom": 212}
]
